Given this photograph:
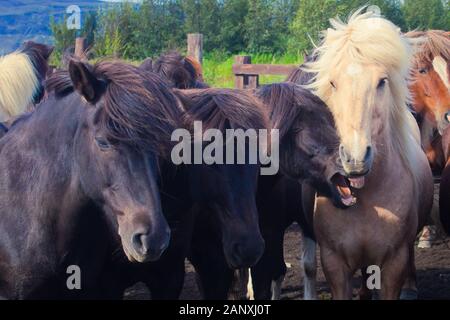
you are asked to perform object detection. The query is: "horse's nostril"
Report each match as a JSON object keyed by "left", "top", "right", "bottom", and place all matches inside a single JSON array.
[
  {"left": 364, "top": 146, "right": 373, "bottom": 161},
  {"left": 131, "top": 232, "right": 148, "bottom": 255}
]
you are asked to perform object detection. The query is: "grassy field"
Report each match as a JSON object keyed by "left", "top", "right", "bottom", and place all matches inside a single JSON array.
[
  {"left": 203, "top": 52, "right": 304, "bottom": 88},
  {"left": 81, "top": 52, "right": 304, "bottom": 88}
]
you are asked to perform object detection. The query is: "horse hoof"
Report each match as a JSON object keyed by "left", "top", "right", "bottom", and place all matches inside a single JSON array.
[
  {"left": 417, "top": 240, "right": 431, "bottom": 248},
  {"left": 399, "top": 289, "right": 418, "bottom": 300}
]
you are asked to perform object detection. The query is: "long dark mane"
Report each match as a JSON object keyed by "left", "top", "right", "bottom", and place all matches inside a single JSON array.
[
  {"left": 151, "top": 51, "right": 208, "bottom": 89},
  {"left": 256, "top": 82, "right": 334, "bottom": 140},
  {"left": 174, "top": 88, "right": 268, "bottom": 133},
  {"left": 20, "top": 41, "right": 53, "bottom": 83},
  {"left": 285, "top": 53, "right": 317, "bottom": 85},
  {"left": 46, "top": 60, "right": 181, "bottom": 155}
]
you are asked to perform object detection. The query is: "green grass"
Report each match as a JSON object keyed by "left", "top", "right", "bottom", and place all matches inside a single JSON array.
[
  {"left": 72, "top": 51, "right": 303, "bottom": 88},
  {"left": 203, "top": 52, "right": 304, "bottom": 88}
]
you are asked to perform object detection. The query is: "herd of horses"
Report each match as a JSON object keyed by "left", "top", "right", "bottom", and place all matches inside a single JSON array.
[{"left": 0, "top": 9, "right": 449, "bottom": 300}]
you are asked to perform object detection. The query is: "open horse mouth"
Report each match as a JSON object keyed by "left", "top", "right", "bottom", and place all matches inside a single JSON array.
[{"left": 331, "top": 173, "right": 366, "bottom": 207}]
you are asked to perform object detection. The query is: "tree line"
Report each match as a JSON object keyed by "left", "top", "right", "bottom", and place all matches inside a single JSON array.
[{"left": 50, "top": 0, "right": 449, "bottom": 63}]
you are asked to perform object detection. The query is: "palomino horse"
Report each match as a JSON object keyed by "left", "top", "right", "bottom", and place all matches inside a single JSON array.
[
  {"left": 142, "top": 51, "right": 207, "bottom": 89},
  {"left": 0, "top": 41, "right": 53, "bottom": 122},
  {"left": 303, "top": 9, "right": 433, "bottom": 299},
  {"left": 406, "top": 30, "right": 450, "bottom": 174},
  {"left": 0, "top": 59, "right": 178, "bottom": 299}
]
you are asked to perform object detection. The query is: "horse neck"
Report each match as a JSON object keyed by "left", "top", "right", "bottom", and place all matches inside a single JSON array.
[
  {"left": 370, "top": 108, "right": 404, "bottom": 178},
  {"left": 24, "top": 94, "right": 90, "bottom": 206}
]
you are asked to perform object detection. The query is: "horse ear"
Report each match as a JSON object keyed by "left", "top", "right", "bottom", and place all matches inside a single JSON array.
[
  {"left": 40, "top": 44, "right": 54, "bottom": 61},
  {"left": 139, "top": 58, "right": 153, "bottom": 72},
  {"left": 69, "top": 60, "right": 106, "bottom": 104}
]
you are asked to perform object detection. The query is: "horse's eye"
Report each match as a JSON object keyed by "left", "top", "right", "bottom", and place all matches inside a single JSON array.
[
  {"left": 330, "top": 81, "right": 337, "bottom": 89},
  {"left": 419, "top": 68, "right": 428, "bottom": 74},
  {"left": 377, "top": 78, "right": 388, "bottom": 89},
  {"left": 95, "top": 137, "right": 110, "bottom": 150}
]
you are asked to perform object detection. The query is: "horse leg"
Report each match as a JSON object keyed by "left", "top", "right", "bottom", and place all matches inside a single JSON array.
[
  {"left": 228, "top": 269, "right": 250, "bottom": 300},
  {"left": 194, "top": 262, "right": 234, "bottom": 300},
  {"left": 302, "top": 234, "right": 317, "bottom": 300},
  {"left": 251, "top": 232, "right": 286, "bottom": 300},
  {"left": 320, "top": 248, "right": 353, "bottom": 300},
  {"left": 379, "top": 247, "right": 409, "bottom": 300},
  {"left": 399, "top": 245, "right": 418, "bottom": 300},
  {"left": 190, "top": 237, "right": 234, "bottom": 300},
  {"left": 146, "top": 259, "right": 186, "bottom": 300},
  {"left": 358, "top": 267, "right": 372, "bottom": 300},
  {"left": 247, "top": 270, "right": 254, "bottom": 300}
]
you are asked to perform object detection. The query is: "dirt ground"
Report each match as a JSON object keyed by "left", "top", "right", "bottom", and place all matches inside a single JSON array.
[{"left": 125, "top": 184, "right": 450, "bottom": 300}]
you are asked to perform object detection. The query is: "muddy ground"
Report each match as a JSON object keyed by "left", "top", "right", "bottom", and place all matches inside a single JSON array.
[{"left": 125, "top": 184, "right": 450, "bottom": 300}]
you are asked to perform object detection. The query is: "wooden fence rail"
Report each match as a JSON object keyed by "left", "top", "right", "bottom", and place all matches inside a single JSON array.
[
  {"left": 233, "top": 55, "right": 298, "bottom": 89},
  {"left": 72, "top": 33, "right": 203, "bottom": 65}
]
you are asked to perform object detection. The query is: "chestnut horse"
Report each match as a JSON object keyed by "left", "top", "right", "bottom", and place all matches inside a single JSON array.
[
  {"left": 303, "top": 9, "right": 433, "bottom": 299},
  {"left": 406, "top": 31, "right": 450, "bottom": 174},
  {"left": 0, "top": 41, "right": 53, "bottom": 122}
]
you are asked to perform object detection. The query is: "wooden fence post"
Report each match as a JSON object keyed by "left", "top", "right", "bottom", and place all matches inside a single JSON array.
[
  {"left": 74, "top": 37, "right": 87, "bottom": 60},
  {"left": 234, "top": 55, "right": 259, "bottom": 89},
  {"left": 187, "top": 33, "right": 203, "bottom": 65}
]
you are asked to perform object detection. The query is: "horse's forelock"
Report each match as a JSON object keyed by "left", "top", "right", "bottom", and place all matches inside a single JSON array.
[
  {"left": 408, "top": 30, "right": 450, "bottom": 65},
  {"left": 257, "top": 83, "right": 332, "bottom": 141},
  {"left": 92, "top": 61, "right": 180, "bottom": 155},
  {"left": 305, "top": 7, "right": 420, "bottom": 191},
  {"left": 47, "top": 60, "right": 181, "bottom": 156},
  {"left": 176, "top": 88, "right": 268, "bottom": 133}
]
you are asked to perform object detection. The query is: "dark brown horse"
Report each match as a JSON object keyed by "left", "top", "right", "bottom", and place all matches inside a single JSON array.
[
  {"left": 176, "top": 88, "right": 267, "bottom": 299},
  {"left": 0, "top": 59, "right": 179, "bottom": 299},
  {"left": 89, "top": 87, "right": 268, "bottom": 300},
  {"left": 141, "top": 51, "right": 208, "bottom": 89},
  {"left": 191, "top": 82, "right": 345, "bottom": 300},
  {"left": 246, "top": 82, "right": 345, "bottom": 300}
]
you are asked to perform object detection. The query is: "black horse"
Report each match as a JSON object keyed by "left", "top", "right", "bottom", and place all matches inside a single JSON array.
[
  {"left": 189, "top": 82, "right": 346, "bottom": 299},
  {"left": 140, "top": 51, "right": 208, "bottom": 89},
  {"left": 145, "top": 55, "right": 344, "bottom": 300},
  {"left": 248, "top": 83, "right": 345, "bottom": 300},
  {"left": 0, "top": 59, "right": 179, "bottom": 299},
  {"left": 93, "top": 87, "right": 267, "bottom": 299}
]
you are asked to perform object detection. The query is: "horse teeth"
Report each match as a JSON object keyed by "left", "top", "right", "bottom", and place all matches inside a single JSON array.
[{"left": 349, "top": 177, "right": 365, "bottom": 189}]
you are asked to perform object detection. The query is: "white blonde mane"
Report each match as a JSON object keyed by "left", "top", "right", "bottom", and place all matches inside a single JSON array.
[
  {"left": 0, "top": 51, "right": 39, "bottom": 122},
  {"left": 304, "top": 8, "right": 420, "bottom": 183}
]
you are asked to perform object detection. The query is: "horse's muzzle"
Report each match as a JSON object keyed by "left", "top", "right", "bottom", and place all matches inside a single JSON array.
[
  {"left": 339, "top": 144, "right": 373, "bottom": 177},
  {"left": 226, "top": 235, "right": 265, "bottom": 269},
  {"left": 130, "top": 224, "right": 171, "bottom": 262}
]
